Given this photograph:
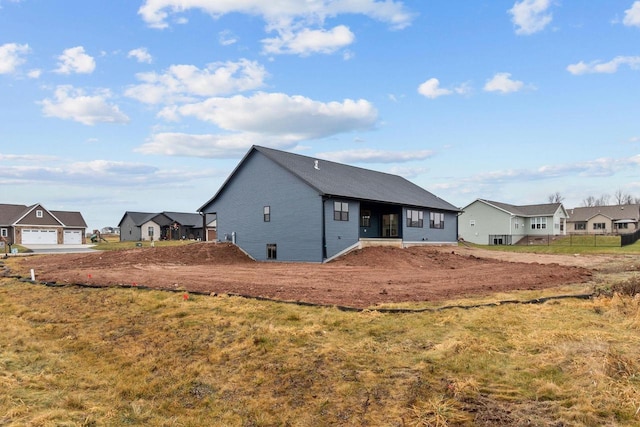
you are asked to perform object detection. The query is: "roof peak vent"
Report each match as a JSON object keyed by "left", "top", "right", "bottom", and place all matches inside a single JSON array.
[{"left": 314, "top": 160, "right": 320, "bottom": 170}]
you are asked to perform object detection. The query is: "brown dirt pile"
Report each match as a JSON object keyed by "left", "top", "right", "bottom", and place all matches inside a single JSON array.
[{"left": 18, "top": 243, "right": 596, "bottom": 308}]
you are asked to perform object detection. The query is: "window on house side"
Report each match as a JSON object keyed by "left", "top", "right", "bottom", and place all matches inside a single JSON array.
[
  {"left": 430, "top": 212, "right": 444, "bottom": 229},
  {"left": 575, "top": 223, "right": 586, "bottom": 230},
  {"left": 334, "top": 201, "right": 349, "bottom": 221},
  {"left": 407, "top": 209, "right": 423, "bottom": 228},
  {"left": 36, "top": 210, "right": 43, "bottom": 218},
  {"left": 1, "top": 228, "right": 7, "bottom": 237},
  {"left": 470, "top": 220, "right": 475, "bottom": 227},
  {"left": 360, "top": 210, "right": 371, "bottom": 227},
  {"left": 266, "top": 243, "right": 277, "bottom": 260},
  {"left": 593, "top": 223, "right": 605, "bottom": 230},
  {"left": 531, "top": 217, "right": 547, "bottom": 229},
  {"left": 264, "top": 206, "right": 270, "bottom": 222}
]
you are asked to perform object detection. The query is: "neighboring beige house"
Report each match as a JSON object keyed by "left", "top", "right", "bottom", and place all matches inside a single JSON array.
[
  {"left": 458, "top": 199, "right": 568, "bottom": 245},
  {"left": 566, "top": 204, "right": 640, "bottom": 234},
  {"left": 0, "top": 203, "right": 87, "bottom": 246}
]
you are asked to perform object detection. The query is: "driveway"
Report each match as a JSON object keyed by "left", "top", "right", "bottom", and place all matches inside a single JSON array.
[{"left": 20, "top": 244, "right": 100, "bottom": 254}]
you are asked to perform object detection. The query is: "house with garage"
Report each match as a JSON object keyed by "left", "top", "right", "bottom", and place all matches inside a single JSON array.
[
  {"left": 458, "top": 199, "right": 568, "bottom": 245},
  {"left": 198, "top": 145, "right": 460, "bottom": 262},
  {"left": 566, "top": 204, "right": 640, "bottom": 234},
  {"left": 118, "top": 211, "right": 216, "bottom": 242},
  {"left": 0, "top": 203, "right": 87, "bottom": 246}
]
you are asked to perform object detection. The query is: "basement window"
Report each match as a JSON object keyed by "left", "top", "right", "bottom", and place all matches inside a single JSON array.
[
  {"left": 264, "top": 206, "right": 270, "bottom": 222},
  {"left": 266, "top": 243, "right": 277, "bottom": 260}
]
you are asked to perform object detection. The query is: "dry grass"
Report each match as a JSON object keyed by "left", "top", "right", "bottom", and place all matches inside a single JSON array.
[{"left": 1, "top": 260, "right": 640, "bottom": 426}]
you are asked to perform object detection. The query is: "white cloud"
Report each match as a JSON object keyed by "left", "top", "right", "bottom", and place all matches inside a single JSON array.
[
  {"left": 508, "top": 0, "right": 552, "bottom": 35},
  {"left": 54, "top": 46, "right": 95, "bottom": 74},
  {"left": 316, "top": 149, "right": 434, "bottom": 163},
  {"left": 0, "top": 42, "right": 30, "bottom": 74},
  {"left": 40, "top": 85, "right": 130, "bottom": 125},
  {"left": 128, "top": 47, "right": 153, "bottom": 63},
  {"left": 623, "top": 1, "right": 640, "bottom": 27},
  {"left": 138, "top": 0, "right": 414, "bottom": 30},
  {"left": 171, "top": 92, "right": 378, "bottom": 140},
  {"left": 136, "top": 132, "right": 295, "bottom": 158},
  {"left": 219, "top": 30, "right": 238, "bottom": 46},
  {"left": 483, "top": 72, "right": 524, "bottom": 93},
  {"left": 417, "top": 78, "right": 452, "bottom": 99},
  {"left": 262, "top": 25, "right": 355, "bottom": 56},
  {"left": 138, "top": 93, "right": 378, "bottom": 157},
  {"left": 567, "top": 56, "right": 640, "bottom": 75},
  {"left": 125, "top": 59, "right": 267, "bottom": 104},
  {"left": 27, "top": 69, "right": 41, "bottom": 78}
]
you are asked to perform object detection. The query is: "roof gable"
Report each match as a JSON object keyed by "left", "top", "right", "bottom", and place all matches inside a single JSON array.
[
  {"left": 567, "top": 205, "right": 640, "bottom": 222},
  {"left": 0, "top": 204, "right": 30, "bottom": 225},
  {"left": 200, "top": 145, "right": 460, "bottom": 212},
  {"left": 472, "top": 199, "right": 564, "bottom": 217}
]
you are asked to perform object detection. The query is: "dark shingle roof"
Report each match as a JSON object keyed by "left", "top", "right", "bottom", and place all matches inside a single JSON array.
[
  {"left": 201, "top": 146, "right": 459, "bottom": 212},
  {"left": 118, "top": 211, "right": 156, "bottom": 227},
  {"left": 50, "top": 211, "right": 87, "bottom": 228},
  {"left": 478, "top": 199, "right": 563, "bottom": 217},
  {"left": 1, "top": 203, "right": 87, "bottom": 227},
  {"left": 162, "top": 212, "right": 202, "bottom": 227},
  {"left": 567, "top": 205, "right": 640, "bottom": 222},
  {"left": 0, "top": 204, "right": 30, "bottom": 225}
]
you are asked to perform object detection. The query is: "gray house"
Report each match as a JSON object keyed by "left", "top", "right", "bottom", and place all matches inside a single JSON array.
[
  {"left": 118, "top": 211, "right": 216, "bottom": 242},
  {"left": 458, "top": 199, "right": 568, "bottom": 245},
  {"left": 198, "top": 145, "right": 460, "bottom": 262}
]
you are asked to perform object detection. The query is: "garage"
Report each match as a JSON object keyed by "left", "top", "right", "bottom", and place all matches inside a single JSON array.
[
  {"left": 63, "top": 230, "right": 82, "bottom": 244},
  {"left": 22, "top": 229, "right": 58, "bottom": 245}
]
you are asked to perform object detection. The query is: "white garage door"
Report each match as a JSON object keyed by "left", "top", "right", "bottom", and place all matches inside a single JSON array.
[
  {"left": 22, "top": 229, "right": 58, "bottom": 245},
  {"left": 63, "top": 230, "right": 82, "bottom": 244}
]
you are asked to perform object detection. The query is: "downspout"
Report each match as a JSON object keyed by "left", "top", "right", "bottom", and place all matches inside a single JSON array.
[{"left": 322, "top": 196, "right": 327, "bottom": 260}]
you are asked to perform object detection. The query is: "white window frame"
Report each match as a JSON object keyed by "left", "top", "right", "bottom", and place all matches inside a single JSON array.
[{"left": 36, "top": 210, "right": 43, "bottom": 218}]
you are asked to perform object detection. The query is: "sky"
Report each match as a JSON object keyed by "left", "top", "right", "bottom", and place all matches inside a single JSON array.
[{"left": 1, "top": 0, "right": 640, "bottom": 231}]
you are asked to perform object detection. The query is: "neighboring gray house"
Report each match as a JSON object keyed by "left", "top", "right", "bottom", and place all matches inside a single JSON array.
[
  {"left": 566, "top": 204, "right": 640, "bottom": 234},
  {"left": 118, "top": 211, "right": 216, "bottom": 242},
  {"left": 0, "top": 203, "right": 87, "bottom": 246},
  {"left": 458, "top": 199, "right": 568, "bottom": 245},
  {"left": 198, "top": 145, "right": 460, "bottom": 262}
]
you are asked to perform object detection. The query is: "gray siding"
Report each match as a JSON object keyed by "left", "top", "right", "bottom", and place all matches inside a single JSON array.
[
  {"left": 120, "top": 216, "right": 142, "bottom": 241},
  {"left": 324, "top": 198, "right": 359, "bottom": 259},
  {"left": 402, "top": 209, "right": 458, "bottom": 243},
  {"left": 206, "top": 151, "right": 324, "bottom": 262}
]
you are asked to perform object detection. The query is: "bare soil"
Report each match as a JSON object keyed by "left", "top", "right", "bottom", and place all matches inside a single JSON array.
[{"left": 12, "top": 242, "right": 609, "bottom": 308}]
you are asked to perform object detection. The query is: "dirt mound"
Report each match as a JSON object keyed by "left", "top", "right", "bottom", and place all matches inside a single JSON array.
[
  {"left": 17, "top": 243, "right": 600, "bottom": 308},
  {"left": 29, "top": 242, "right": 253, "bottom": 272},
  {"left": 331, "top": 246, "right": 503, "bottom": 269}
]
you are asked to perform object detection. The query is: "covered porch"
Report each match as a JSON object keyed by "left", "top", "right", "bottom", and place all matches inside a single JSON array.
[{"left": 359, "top": 202, "right": 403, "bottom": 239}]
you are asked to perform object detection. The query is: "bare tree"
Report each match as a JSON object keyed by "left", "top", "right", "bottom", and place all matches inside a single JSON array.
[
  {"left": 614, "top": 189, "right": 633, "bottom": 205},
  {"left": 547, "top": 192, "right": 564, "bottom": 203},
  {"left": 582, "top": 196, "right": 596, "bottom": 207},
  {"left": 596, "top": 194, "right": 611, "bottom": 206}
]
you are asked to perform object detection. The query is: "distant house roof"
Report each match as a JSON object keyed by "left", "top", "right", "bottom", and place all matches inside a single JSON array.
[
  {"left": 0, "top": 203, "right": 87, "bottom": 228},
  {"left": 200, "top": 145, "right": 460, "bottom": 212},
  {"left": 118, "top": 211, "right": 209, "bottom": 227},
  {"left": 470, "top": 199, "right": 565, "bottom": 217},
  {"left": 118, "top": 211, "right": 156, "bottom": 227},
  {"left": 567, "top": 205, "right": 640, "bottom": 222}
]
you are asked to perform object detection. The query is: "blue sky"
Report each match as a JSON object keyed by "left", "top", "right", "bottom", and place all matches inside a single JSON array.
[{"left": 1, "top": 0, "right": 639, "bottom": 231}]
